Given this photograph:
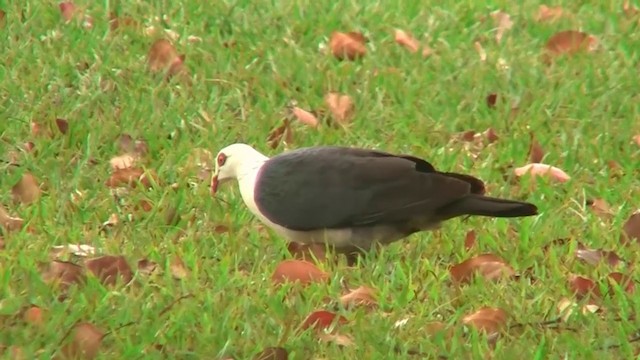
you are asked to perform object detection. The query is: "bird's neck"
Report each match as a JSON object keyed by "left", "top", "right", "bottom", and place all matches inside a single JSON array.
[{"left": 235, "top": 158, "right": 267, "bottom": 219}]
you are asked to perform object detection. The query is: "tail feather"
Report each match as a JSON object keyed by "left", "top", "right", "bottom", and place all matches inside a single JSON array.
[{"left": 438, "top": 194, "right": 538, "bottom": 220}]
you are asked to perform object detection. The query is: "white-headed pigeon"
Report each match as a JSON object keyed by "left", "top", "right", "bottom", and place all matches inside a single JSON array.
[{"left": 211, "top": 143, "right": 538, "bottom": 255}]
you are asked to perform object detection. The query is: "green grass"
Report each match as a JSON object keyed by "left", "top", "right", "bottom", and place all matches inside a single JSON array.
[{"left": 2, "top": 0, "right": 640, "bottom": 359}]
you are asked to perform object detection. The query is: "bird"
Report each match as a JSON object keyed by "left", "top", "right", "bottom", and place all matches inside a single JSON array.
[{"left": 210, "top": 143, "right": 538, "bottom": 259}]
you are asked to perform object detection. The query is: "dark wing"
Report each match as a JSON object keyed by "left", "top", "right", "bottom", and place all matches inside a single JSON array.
[{"left": 253, "top": 146, "right": 480, "bottom": 231}]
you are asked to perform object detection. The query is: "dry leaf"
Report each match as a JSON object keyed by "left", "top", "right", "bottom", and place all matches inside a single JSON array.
[
  {"left": 23, "top": 306, "right": 44, "bottom": 326},
  {"left": 51, "top": 244, "right": 96, "bottom": 258},
  {"left": 253, "top": 347, "right": 288, "bottom": 360},
  {"left": 272, "top": 259, "right": 329, "bottom": 286},
  {"left": 527, "top": 135, "right": 545, "bottom": 163},
  {"left": 266, "top": 119, "right": 294, "bottom": 149},
  {"left": 108, "top": 11, "right": 139, "bottom": 32},
  {"left": 290, "top": 106, "right": 319, "bottom": 128},
  {"left": 300, "top": 310, "right": 348, "bottom": 331},
  {"left": 105, "top": 167, "right": 157, "bottom": 188},
  {"left": 486, "top": 93, "right": 498, "bottom": 108},
  {"left": 339, "top": 286, "right": 377, "bottom": 309},
  {"left": 0, "top": 206, "right": 24, "bottom": 232},
  {"left": 575, "top": 243, "right": 623, "bottom": 267},
  {"left": 536, "top": 5, "right": 564, "bottom": 22},
  {"left": 148, "top": 39, "right": 181, "bottom": 72},
  {"left": 137, "top": 258, "right": 159, "bottom": 276},
  {"left": 586, "top": 198, "right": 613, "bottom": 218},
  {"left": 450, "top": 253, "right": 515, "bottom": 284},
  {"left": 85, "top": 255, "right": 133, "bottom": 287},
  {"left": 545, "top": 30, "right": 598, "bottom": 57},
  {"left": 464, "top": 230, "right": 476, "bottom": 251},
  {"left": 622, "top": 211, "right": 640, "bottom": 243},
  {"left": 60, "top": 322, "right": 104, "bottom": 360},
  {"left": 109, "top": 154, "right": 137, "bottom": 170},
  {"left": 608, "top": 272, "right": 635, "bottom": 294},
  {"left": 568, "top": 274, "right": 601, "bottom": 300},
  {"left": 59, "top": 2, "right": 76, "bottom": 22},
  {"left": 324, "top": 93, "right": 354, "bottom": 126},
  {"left": 394, "top": 29, "right": 420, "bottom": 53},
  {"left": 491, "top": 11, "right": 513, "bottom": 44},
  {"left": 462, "top": 307, "right": 508, "bottom": 339},
  {"left": 170, "top": 255, "right": 189, "bottom": 279},
  {"left": 557, "top": 297, "right": 600, "bottom": 322},
  {"left": 317, "top": 332, "right": 355, "bottom": 347},
  {"left": 12, "top": 172, "right": 41, "bottom": 205},
  {"left": 514, "top": 163, "right": 570, "bottom": 182},
  {"left": 474, "top": 41, "right": 487, "bottom": 62},
  {"left": 329, "top": 31, "right": 366, "bottom": 61},
  {"left": 42, "top": 260, "right": 86, "bottom": 289}
]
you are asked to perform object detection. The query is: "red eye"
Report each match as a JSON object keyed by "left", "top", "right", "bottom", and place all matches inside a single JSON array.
[{"left": 217, "top": 153, "right": 227, "bottom": 166}]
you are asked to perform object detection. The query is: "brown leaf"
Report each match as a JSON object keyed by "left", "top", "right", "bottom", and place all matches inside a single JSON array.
[
  {"left": 148, "top": 39, "right": 186, "bottom": 79},
  {"left": 450, "top": 253, "right": 515, "bottom": 284},
  {"left": 253, "top": 347, "right": 288, "bottom": 360},
  {"left": 12, "top": 172, "right": 41, "bottom": 205},
  {"left": 59, "top": 2, "right": 76, "bottom": 22},
  {"left": 85, "top": 255, "right": 133, "bottom": 287},
  {"left": 622, "top": 211, "right": 640, "bottom": 243},
  {"left": 535, "top": 5, "right": 564, "bottom": 22},
  {"left": 286, "top": 242, "right": 327, "bottom": 262},
  {"left": 213, "top": 224, "right": 231, "bottom": 234},
  {"left": 607, "top": 272, "right": 635, "bottom": 294},
  {"left": 266, "top": 119, "right": 294, "bottom": 149},
  {"left": 60, "top": 322, "right": 103, "bottom": 360},
  {"left": 586, "top": 198, "right": 613, "bottom": 218},
  {"left": 271, "top": 259, "right": 329, "bottom": 286},
  {"left": 109, "top": 154, "right": 137, "bottom": 170},
  {"left": 575, "top": 243, "right": 623, "bottom": 267},
  {"left": 23, "top": 306, "right": 44, "bottom": 326},
  {"left": 482, "top": 128, "right": 499, "bottom": 144},
  {"left": 56, "top": 118, "right": 69, "bottom": 134},
  {"left": 290, "top": 106, "right": 319, "bottom": 128},
  {"left": 394, "top": 29, "right": 420, "bottom": 53},
  {"left": 42, "top": 260, "right": 86, "bottom": 289},
  {"left": 0, "top": 206, "right": 24, "bottom": 232},
  {"left": 137, "top": 258, "right": 159, "bottom": 276},
  {"left": 300, "top": 310, "right": 348, "bottom": 331},
  {"left": 105, "top": 167, "right": 157, "bottom": 189},
  {"left": 557, "top": 297, "right": 601, "bottom": 322},
  {"left": 527, "top": 134, "right": 545, "bottom": 163},
  {"left": 170, "top": 255, "right": 189, "bottom": 279},
  {"left": 464, "top": 230, "right": 477, "bottom": 251},
  {"left": 324, "top": 92, "right": 355, "bottom": 126},
  {"left": 634, "top": 134, "right": 640, "bottom": 147},
  {"left": 545, "top": 30, "right": 598, "bottom": 57},
  {"left": 474, "top": 41, "right": 487, "bottom": 61},
  {"left": 514, "top": 163, "right": 570, "bottom": 182},
  {"left": 339, "top": 286, "right": 377, "bottom": 309},
  {"left": 491, "top": 11, "right": 513, "bottom": 44},
  {"left": 568, "top": 274, "right": 601, "bottom": 300},
  {"left": 108, "top": 12, "right": 139, "bottom": 32},
  {"left": 486, "top": 93, "right": 498, "bottom": 108},
  {"left": 329, "top": 31, "right": 366, "bottom": 61},
  {"left": 462, "top": 307, "right": 508, "bottom": 338}
]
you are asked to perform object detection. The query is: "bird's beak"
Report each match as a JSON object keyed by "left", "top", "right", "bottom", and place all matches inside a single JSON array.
[{"left": 210, "top": 172, "right": 219, "bottom": 195}]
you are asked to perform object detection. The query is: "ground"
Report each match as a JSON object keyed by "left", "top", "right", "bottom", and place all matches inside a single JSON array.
[{"left": 1, "top": 1, "right": 640, "bottom": 359}]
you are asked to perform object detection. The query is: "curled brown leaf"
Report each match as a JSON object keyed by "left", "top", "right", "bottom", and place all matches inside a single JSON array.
[
  {"left": 450, "top": 253, "right": 515, "bottom": 284},
  {"left": 272, "top": 259, "right": 328, "bottom": 286},
  {"left": 85, "top": 255, "right": 133, "bottom": 287},
  {"left": 329, "top": 31, "right": 366, "bottom": 61}
]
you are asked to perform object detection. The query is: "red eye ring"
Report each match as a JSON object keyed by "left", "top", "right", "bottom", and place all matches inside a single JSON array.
[{"left": 217, "top": 153, "right": 227, "bottom": 166}]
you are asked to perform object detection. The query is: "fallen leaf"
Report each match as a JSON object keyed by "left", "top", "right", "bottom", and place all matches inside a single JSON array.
[
  {"left": 394, "top": 29, "right": 420, "bottom": 53},
  {"left": 300, "top": 310, "right": 348, "bottom": 331},
  {"left": 271, "top": 259, "right": 329, "bottom": 286},
  {"left": 622, "top": 210, "right": 640, "bottom": 243},
  {"left": 56, "top": 118, "right": 69, "bottom": 134},
  {"left": 42, "top": 260, "right": 86, "bottom": 289},
  {"left": 575, "top": 243, "right": 623, "bottom": 267},
  {"left": 59, "top": 2, "right": 76, "bottom": 22},
  {"left": 464, "top": 230, "right": 476, "bottom": 251},
  {"left": 486, "top": 93, "right": 498, "bottom": 108},
  {"left": 586, "top": 198, "right": 613, "bottom": 218},
  {"left": 137, "top": 258, "right": 159, "bottom": 276},
  {"left": 147, "top": 39, "right": 189, "bottom": 81},
  {"left": 290, "top": 106, "right": 319, "bottom": 128},
  {"left": 23, "top": 306, "right": 44, "bottom": 326},
  {"left": 491, "top": 11, "right": 513, "bottom": 44},
  {"left": 544, "top": 30, "right": 598, "bottom": 57},
  {"left": 266, "top": 119, "right": 294, "bottom": 149},
  {"left": 324, "top": 93, "right": 354, "bottom": 126},
  {"left": 535, "top": 5, "right": 564, "bottom": 22},
  {"left": 481, "top": 128, "right": 499, "bottom": 144},
  {"left": 12, "top": 172, "right": 41, "bottom": 205},
  {"left": 317, "top": 332, "right": 355, "bottom": 347},
  {"left": 170, "top": 255, "right": 189, "bottom": 279},
  {"left": 60, "top": 322, "right": 103, "bottom": 360},
  {"left": 450, "top": 253, "right": 515, "bottom": 284},
  {"left": 213, "top": 224, "right": 231, "bottom": 234},
  {"left": 108, "top": 11, "right": 139, "bottom": 32},
  {"left": 51, "top": 244, "right": 96, "bottom": 258},
  {"left": 568, "top": 274, "right": 601, "bottom": 300},
  {"left": 462, "top": 307, "right": 508, "bottom": 338},
  {"left": 0, "top": 206, "right": 24, "bottom": 232},
  {"left": 557, "top": 297, "right": 600, "bottom": 322},
  {"left": 109, "top": 154, "right": 137, "bottom": 170},
  {"left": 607, "top": 272, "right": 635, "bottom": 294},
  {"left": 527, "top": 134, "right": 545, "bottom": 163},
  {"left": 339, "top": 286, "right": 377, "bottom": 309},
  {"left": 85, "top": 255, "right": 133, "bottom": 287},
  {"left": 329, "top": 31, "right": 366, "bottom": 61},
  {"left": 286, "top": 242, "right": 327, "bottom": 262},
  {"left": 514, "top": 163, "right": 570, "bottom": 183},
  {"left": 474, "top": 41, "right": 487, "bottom": 61},
  {"left": 253, "top": 347, "right": 288, "bottom": 360},
  {"left": 634, "top": 135, "right": 640, "bottom": 147},
  {"left": 105, "top": 167, "right": 157, "bottom": 189}
]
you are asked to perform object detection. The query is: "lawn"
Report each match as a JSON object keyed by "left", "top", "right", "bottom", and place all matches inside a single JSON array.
[{"left": 2, "top": 1, "right": 640, "bottom": 359}]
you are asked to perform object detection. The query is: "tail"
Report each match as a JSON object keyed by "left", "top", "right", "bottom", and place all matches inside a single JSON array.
[{"left": 437, "top": 194, "right": 538, "bottom": 220}]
